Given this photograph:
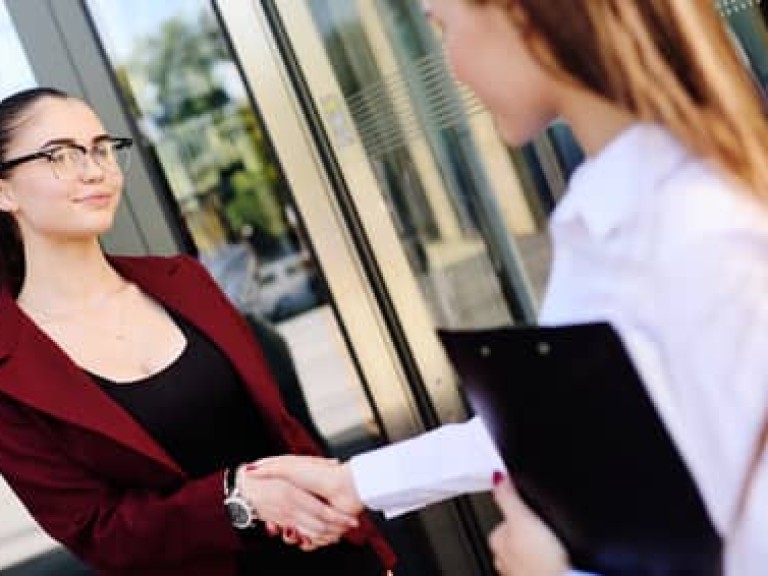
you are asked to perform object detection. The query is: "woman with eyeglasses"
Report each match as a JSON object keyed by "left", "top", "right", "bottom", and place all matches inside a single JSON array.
[
  {"left": 0, "top": 87, "right": 395, "bottom": 576},
  {"left": 245, "top": 1, "right": 768, "bottom": 575}
]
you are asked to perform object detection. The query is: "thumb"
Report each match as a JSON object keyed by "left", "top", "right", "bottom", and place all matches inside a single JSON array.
[
  {"left": 247, "top": 456, "right": 336, "bottom": 495},
  {"left": 492, "top": 472, "right": 529, "bottom": 521}
]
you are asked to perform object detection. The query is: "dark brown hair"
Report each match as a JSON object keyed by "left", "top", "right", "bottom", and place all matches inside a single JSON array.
[{"left": 0, "top": 87, "right": 70, "bottom": 295}]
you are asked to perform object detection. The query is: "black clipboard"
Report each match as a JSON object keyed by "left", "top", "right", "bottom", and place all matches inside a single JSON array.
[{"left": 437, "top": 322, "right": 722, "bottom": 575}]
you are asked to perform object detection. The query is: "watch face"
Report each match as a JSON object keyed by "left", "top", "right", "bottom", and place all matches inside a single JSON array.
[{"left": 225, "top": 496, "right": 253, "bottom": 529}]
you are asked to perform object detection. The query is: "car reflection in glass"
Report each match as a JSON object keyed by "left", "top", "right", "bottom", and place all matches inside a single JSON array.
[{"left": 201, "top": 243, "right": 320, "bottom": 322}]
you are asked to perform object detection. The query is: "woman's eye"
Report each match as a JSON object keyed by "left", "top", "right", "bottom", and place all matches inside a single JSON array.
[
  {"left": 92, "top": 145, "right": 108, "bottom": 160},
  {"left": 49, "top": 150, "right": 72, "bottom": 165},
  {"left": 51, "top": 148, "right": 83, "bottom": 164}
]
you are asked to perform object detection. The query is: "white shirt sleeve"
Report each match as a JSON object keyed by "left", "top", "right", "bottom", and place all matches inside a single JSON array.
[{"left": 349, "top": 416, "right": 505, "bottom": 518}]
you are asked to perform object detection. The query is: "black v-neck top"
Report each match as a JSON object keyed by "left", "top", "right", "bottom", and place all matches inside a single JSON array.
[{"left": 89, "top": 312, "right": 276, "bottom": 478}]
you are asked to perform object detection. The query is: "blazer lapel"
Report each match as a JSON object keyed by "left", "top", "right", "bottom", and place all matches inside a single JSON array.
[
  {"left": 112, "top": 255, "right": 287, "bottom": 432},
  {"left": 112, "top": 256, "right": 251, "bottom": 370},
  {"left": 0, "top": 254, "right": 286, "bottom": 476},
  {"left": 0, "top": 287, "right": 183, "bottom": 475}
]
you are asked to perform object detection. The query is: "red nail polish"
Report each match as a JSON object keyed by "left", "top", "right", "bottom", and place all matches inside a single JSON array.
[
  {"left": 492, "top": 470, "right": 505, "bottom": 486},
  {"left": 284, "top": 527, "right": 295, "bottom": 539},
  {"left": 245, "top": 463, "right": 258, "bottom": 472}
]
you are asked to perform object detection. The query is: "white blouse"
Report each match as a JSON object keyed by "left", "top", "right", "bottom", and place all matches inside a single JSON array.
[{"left": 350, "top": 124, "right": 768, "bottom": 575}]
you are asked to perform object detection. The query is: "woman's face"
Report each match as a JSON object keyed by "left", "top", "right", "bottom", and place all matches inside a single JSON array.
[
  {"left": 424, "top": 0, "right": 560, "bottom": 145},
  {"left": 0, "top": 96, "right": 124, "bottom": 244}
]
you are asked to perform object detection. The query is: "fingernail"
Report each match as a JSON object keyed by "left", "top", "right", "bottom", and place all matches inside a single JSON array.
[
  {"left": 266, "top": 524, "right": 280, "bottom": 536},
  {"left": 492, "top": 470, "right": 505, "bottom": 486},
  {"left": 301, "top": 536, "right": 312, "bottom": 546},
  {"left": 245, "top": 463, "right": 259, "bottom": 472},
  {"left": 284, "top": 527, "right": 296, "bottom": 539}
]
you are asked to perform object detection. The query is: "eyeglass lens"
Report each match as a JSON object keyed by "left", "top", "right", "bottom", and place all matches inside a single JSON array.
[{"left": 50, "top": 140, "right": 131, "bottom": 180}]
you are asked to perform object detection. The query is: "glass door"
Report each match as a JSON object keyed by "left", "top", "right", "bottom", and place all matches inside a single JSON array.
[
  {"left": 83, "top": 1, "right": 482, "bottom": 574},
  {"left": 215, "top": 1, "right": 568, "bottom": 574}
]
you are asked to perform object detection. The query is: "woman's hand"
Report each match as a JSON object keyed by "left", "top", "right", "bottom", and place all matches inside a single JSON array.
[
  {"left": 489, "top": 473, "right": 570, "bottom": 576},
  {"left": 246, "top": 455, "right": 365, "bottom": 517},
  {"left": 236, "top": 464, "right": 358, "bottom": 551}
]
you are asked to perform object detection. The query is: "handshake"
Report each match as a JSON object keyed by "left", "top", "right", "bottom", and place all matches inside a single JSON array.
[
  {"left": 234, "top": 455, "right": 363, "bottom": 551},
  {"left": 232, "top": 453, "right": 570, "bottom": 576}
]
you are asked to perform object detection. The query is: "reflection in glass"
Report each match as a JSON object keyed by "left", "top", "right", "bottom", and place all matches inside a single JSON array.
[
  {"left": 87, "top": 0, "right": 319, "bottom": 323},
  {"left": 305, "top": 0, "right": 558, "bottom": 328},
  {"left": 86, "top": 0, "right": 380, "bottom": 457},
  {"left": 720, "top": 0, "right": 768, "bottom": 95}
]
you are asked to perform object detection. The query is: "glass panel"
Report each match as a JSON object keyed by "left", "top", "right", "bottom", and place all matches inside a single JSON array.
[
  {"left": 85, "top": 0, "right": 382, "bottom": 458},
  {"left": 85, "top": 2, "right": 451, "bottom": 573},
  {"left": 267, "top": 3, "right": 572, "bottom": 572},
  {"left": 718, "top": 0, "right": 768, "bottom": 95},
  {"left": 296, "top": 0, "right": 559, "bottom": 331}
]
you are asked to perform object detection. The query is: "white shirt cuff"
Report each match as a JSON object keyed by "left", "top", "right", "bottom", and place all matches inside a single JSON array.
[{"left": 349, "top": 417, "right": 505, "bottom": 518}]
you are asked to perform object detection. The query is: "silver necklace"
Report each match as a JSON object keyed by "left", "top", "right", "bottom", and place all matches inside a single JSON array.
[{"left": 19, "top": 282, "right": 132, "bottom": 340}]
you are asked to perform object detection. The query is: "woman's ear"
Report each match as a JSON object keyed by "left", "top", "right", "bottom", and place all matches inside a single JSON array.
[{"left": 0, "top": 180, "right": 19, "bottom": 213}]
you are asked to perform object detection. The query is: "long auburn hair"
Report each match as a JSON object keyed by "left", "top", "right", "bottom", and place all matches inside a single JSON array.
[
  {"left": 473, "top": 0, "right": 768, "bottom": 199},
  {"left": 470, "top": 0, "right": 768, "bottom": 533}
]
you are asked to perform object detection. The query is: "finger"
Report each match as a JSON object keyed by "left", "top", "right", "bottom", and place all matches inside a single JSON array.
[
  {"left": 289, "top": 490, "right": 358, "bottom": 534},
  {"left": 318, "top": 499, "right": 359, "bottom": 528},
  {"left": 300, "top": 529, "right": 340, "bottom": 550},
  {"left": 282, "top": 526, "right": 301, "bottom": 546},
  {"left": 297, "top": 533, "right": 333, "bottom": 552},
  {"left": 290, "top": 506, "right": 348, "bottom": 543},
  {"left": 248, "top": 456, "right": 340, "bottom": 496},
  {"left": 487, "top": 523, "right": 506, "bottom": 557},
  {"left": 251, "top": 455, "right": 339, "bottom": 476},
  {"left": 298, "top": 534, "right": 313, "bottom": 551},
  {"left": 292, "top": 512, "right": 349, "bottom": 541},
  {"left": 491, "top": 472, "right": 528, "bottom": 521},
  {"left": 488, "top": 524, "right": 511, "bottom": 576},
  {"left": 286, "top": 495, "right": 350, "bottom": 542},
  {"left": 264, "top": 521, "right": 281, "bottom": 537},
  {"left": 297, "top": 498, "right": 358, "bottom": 530}
]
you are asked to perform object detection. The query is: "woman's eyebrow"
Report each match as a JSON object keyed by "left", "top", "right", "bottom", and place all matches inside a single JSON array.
[
  {"left": 39, "top": 134, "right": 111, "bottom": 149},
  {"left": 38, "top": 137, "right": 77, "bottom": 149}
]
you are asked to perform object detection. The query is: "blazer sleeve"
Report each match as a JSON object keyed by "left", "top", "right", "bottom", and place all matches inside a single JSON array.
[
  {"left": 180, "top": 256, "right": 391, "bottom": 552},
  {"left": 0, "top": 395, "right": 244, "bottom": 571}
]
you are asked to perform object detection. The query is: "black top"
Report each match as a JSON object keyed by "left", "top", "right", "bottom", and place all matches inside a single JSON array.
[
  {"left": 90, "top": 313, "right": 384, "bottom": 575},
  {"left": 91, "top": 312, "right": 276, "bottom": 478}
]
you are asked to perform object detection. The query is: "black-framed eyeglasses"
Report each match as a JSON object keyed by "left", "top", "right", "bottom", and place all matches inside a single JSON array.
[{"left": 0, "top": 136, "right": 133, "bottom": 181}]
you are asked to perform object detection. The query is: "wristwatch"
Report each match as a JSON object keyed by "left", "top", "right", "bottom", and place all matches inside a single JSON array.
[{"left": 224, "top": 467, "right": 258, "bottom": 529}]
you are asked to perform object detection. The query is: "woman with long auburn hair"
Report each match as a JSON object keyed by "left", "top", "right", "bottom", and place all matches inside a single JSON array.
[{"left": 244, "top": 1, "right": 768, "bottom": 574}]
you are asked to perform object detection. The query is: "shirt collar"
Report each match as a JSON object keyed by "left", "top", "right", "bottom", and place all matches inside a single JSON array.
[{"left": 552, "top": 123, "right": 691, "bottom": 238}]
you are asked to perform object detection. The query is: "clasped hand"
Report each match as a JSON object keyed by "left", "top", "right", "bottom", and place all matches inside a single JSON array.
[
  {"left": 236, "top": 455, "right": 363, "bottom": 551},
  {"left": 240, "top": 455, "right": 571, "bottom": 576}
]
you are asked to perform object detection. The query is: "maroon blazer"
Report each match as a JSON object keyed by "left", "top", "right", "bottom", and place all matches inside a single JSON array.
[{"left": 0, "top": 254, "right": 395, "bottom": 576}]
